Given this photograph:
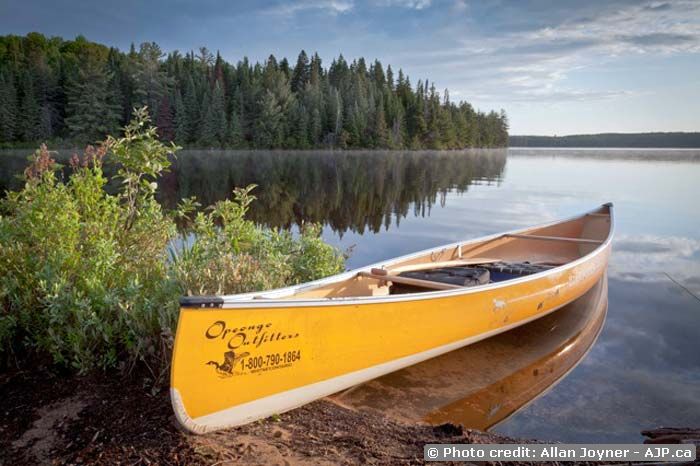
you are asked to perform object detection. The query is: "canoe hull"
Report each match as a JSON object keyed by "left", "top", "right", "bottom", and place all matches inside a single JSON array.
[{"left": 171, "top": 239, "right": 610, "bottom": 434}]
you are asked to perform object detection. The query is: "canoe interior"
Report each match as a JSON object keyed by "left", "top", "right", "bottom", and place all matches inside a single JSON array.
[{"left": 270, "top": 205, "right": 612, "bottom": 300}]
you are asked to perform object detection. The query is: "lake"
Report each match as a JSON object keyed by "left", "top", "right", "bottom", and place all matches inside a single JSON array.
[{"left": 2, "top": 147, "right": 699, "bottom": 442}]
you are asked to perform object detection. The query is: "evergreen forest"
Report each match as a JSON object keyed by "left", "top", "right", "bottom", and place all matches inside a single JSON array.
[{"left": 0, "top": 33, "right": 509, "bottom": 149}]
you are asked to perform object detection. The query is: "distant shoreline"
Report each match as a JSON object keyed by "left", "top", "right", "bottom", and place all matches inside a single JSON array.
[
  {"left": 510, "top": 132, "right": 700, "bottom": 149},
  {"left": 2, "top": 146, "right": 699, "bottom": 156},
  {"left": 509, "top": 146, "right": 700, "bottom": 151}
]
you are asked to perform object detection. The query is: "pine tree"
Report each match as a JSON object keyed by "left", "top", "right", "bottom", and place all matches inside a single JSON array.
[
  {"left": 326, "top": 87, "right": 343, "bottom": 145},
  {"left": 257, "top": 63, "right": 294, "bottom": 148},
  {"left": 198, "top": 80, "right": 227, "bottom": 146},
  {"left": 498, "top": 109, "right": 509, "bottom": 146},
  {"left": 296, "top": 106, "right": 310, "bottom": 148},
  {"left": 310, "top": 108, "right": 322, "bottom": 146},
  {"left": 255, "top": 89, "right": 284, "bottom": 148},
  {"left": 19, "top": 72, "right": 43, "bottom": 142},
  {"left": 372, "top": 60, "right": 385, "bottom": 86},
  {"left": 196, "top": 47, "right": 214, "bottom": 69},
  {"left": 426, "top": 110, "right": 441, "bottom": 149},
  {"left": 226, "top": 107, "right": 243, "bottom": 147},
  {"left": 39, "top": 104, "right": 52, "bottom": 140},
  {"left": 209, "top": 80, "right": 227, "bottom": 144},
  {"left": 291, "top": 50, "right": 309, "bottom": 93},
  {"left": 106, "top": 47, "right": 129, "bottom": 125},
  {"left": 0, "top": 70, "right": 18, "bottom": 142},
  {"left": 451, "top": 107, "right": 467, "bottom": 148},
  {"left": 373, "top": 100, "right": 389, "bottom": 148},
  {"left": 408, "top": 100, "right": 427, "bottom": 148},
  {"left": 198, "top": 84, "right": 214, "bottom": 146},
  {"left": 64, "top": 62, "right": 121, "bottom": 142},
  {"left": 213, "top": 51, "right": 224, "bottom": 83},
  {"left": 132, "top": 42, "right": 171, "bottom": 118},
  {"left": 309, "top": 53, "right": 322, "bottom": 87},
  {"left": 173, "top": 89, "right": 189, "bottom": 144},
  {"left": 390, "top": 106, "right": 406, "bottom": 149},
  {"left": 156, "top": 94, "right": 175, "bottom": 141},
  {"left": 386, "top": 65, "right": 394, "bottom": 90},
  {"left": 279, "top": 57, "right": 290, "bottom": 79},
  {"left": 346, "top": 101, "right": 364, "bottom": 147},
  {"left": 183, "top": 74, "right": 200, "bottom": 142}
]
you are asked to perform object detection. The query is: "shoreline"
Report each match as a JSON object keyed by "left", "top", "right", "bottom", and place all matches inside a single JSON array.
[
  {"left": 3, "top": 371, "right": 694, "bottom": 465},
  {"left": 0, "top": 370, "right": 542, "bottom": 465}
]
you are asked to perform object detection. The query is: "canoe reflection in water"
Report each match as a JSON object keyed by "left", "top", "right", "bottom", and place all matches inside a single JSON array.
[{"left": 332, "top": 275, "right": 608, "bottom": 431}]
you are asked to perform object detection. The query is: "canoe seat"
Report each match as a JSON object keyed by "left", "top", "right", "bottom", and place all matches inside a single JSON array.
[
  {"left": 480, "top": 262, "right": 556, "bottom": 282},
  {"left": 389, "top": 262, "right": 558, "bottom": 293},
  {"left": 391, "top": 267, "right": 490, "bottom": 294},
  {"left": 400, "top": 267, "right": 490, "bottom": 286}
]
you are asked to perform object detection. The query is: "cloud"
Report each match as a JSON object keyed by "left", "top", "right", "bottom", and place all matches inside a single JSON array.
[
  {"left": 609, "top": 234, "right": 700, "bottom": 294},
  {"left": 616, "top": 32, "right": 698, "bottom": 48},
  {"left": 376, "top": 0, "right": 432, "bottom": 9},
  {"left": 395, "top": 0, "right": 700, "bottom": 106},
  {"left": 263, "top": 0, "right": 355, "bottom": 16},
  {"left": 497, "top": 89, "right": 633, "bottom": 104},
  {"left": 613, "top": 234, "right": 699, "bottom": 259},
  {"left": 530, "top": 2, "right": 700, "bottom": 55},
  {"left": 644, "top": 2, "right": 673, "bottom": 12}
]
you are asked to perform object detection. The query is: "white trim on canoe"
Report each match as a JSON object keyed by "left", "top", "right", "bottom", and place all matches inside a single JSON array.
[
  {"left": 182, "top": 203, "right": 614, "bottom": 309},
  {"left": 171, "top": 288, "right": 588, "bottom": 433}
]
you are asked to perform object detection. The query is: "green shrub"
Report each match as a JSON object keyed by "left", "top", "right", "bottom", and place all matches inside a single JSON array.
[
  {"left": 170, "top": 187, "right": 345, "bottom": 296},
  {"left": 0, "top": 108, "right": 345, "bottom": 376}
]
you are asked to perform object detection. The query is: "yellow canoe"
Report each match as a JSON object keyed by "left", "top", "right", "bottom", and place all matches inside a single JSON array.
[{"left": 171, "top": 203, "right": 614, "bottom": 433}]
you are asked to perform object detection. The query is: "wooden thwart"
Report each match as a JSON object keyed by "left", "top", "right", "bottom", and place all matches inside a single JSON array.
[
  {"left": 358, "top": 271, "right": 461, "bottom": 291},
  {"left": 504, "top": 233, "right": 603, "bottom": 245}
]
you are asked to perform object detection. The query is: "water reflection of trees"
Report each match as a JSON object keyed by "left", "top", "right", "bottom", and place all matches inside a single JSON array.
[{"left": 160, "top": 150, "right": 507, "bottom": 234}]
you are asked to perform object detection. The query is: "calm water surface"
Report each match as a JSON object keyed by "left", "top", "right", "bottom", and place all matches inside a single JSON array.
[{"left": 1, "top": 147, "right": 699, "bottom": 442}]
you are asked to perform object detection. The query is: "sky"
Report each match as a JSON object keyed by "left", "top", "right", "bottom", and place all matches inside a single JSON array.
[{"left": 1, "top": 0, "right": 699, "bottom": 135}]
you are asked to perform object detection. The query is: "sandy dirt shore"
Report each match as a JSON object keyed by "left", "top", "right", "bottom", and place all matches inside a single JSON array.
[{"left": 1, "top": 370, "right": 695, "bottom": 465}]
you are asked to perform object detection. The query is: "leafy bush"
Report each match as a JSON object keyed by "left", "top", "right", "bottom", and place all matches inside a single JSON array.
[
  {"left": 0, "top": 108, "right": 345, "bottom": 376},
  {"left": 171, "top": 189, "right": 345, "bottom": 296}
]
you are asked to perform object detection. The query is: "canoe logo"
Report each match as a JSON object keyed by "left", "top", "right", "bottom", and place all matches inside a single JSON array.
[
  {"left": 204, "top": 320, "right": 300, "bottom": 376},
  {"left": 207, "top": 350, "right": 250, "bottom": 377}
]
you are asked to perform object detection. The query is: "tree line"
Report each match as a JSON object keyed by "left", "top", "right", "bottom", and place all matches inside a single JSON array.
[
  {"left": 510, "top": 133, "right": 700, "bottom": 148},
  {"left": 0, "top": 33, "right": 509, "bottom": 149}
]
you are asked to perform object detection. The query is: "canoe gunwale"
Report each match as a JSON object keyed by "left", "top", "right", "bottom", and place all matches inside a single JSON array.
[{"left": 181, "top": 203, "right": 614, "bottom": 309}]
